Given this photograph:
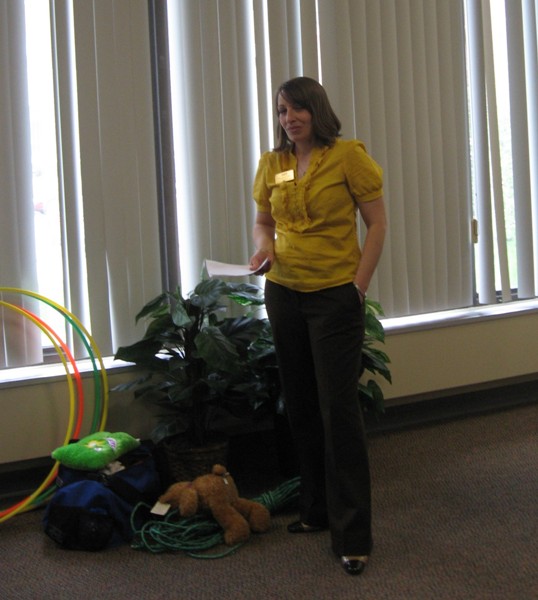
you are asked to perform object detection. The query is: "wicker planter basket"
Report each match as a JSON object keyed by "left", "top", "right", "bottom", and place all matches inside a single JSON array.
[{"left": 161, "top": 438, "right": 229, "bottom": 482}]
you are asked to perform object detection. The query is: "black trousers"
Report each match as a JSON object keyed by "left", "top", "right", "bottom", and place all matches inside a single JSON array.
[{"left": 265, "top": 280, "right": 372, "bottom": 556}]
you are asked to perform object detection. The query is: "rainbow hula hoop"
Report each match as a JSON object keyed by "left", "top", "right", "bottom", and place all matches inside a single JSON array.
[
  {"left": 0, "top": 288, "right": 109, "bottom": 522},
  {"left": 0, "top": 302, "right": 76, "bottom": 521},
  {"left": 20, "top": 305, "right": 85, "bottom": 437}
]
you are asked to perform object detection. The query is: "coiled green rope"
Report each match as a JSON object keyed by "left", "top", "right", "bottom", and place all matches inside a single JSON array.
[{"left": 130, "top": 476, "right": 300, "bottom": 558}]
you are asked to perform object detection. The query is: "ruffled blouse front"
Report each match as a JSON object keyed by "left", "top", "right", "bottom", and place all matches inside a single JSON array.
[{"left": 273, "top": 146, "right": 330, "bottom": 233}]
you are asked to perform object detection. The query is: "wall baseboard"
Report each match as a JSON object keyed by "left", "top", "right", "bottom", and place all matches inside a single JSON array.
[{"left": 365, "top": 378, "right": 538, "bottom": 434}]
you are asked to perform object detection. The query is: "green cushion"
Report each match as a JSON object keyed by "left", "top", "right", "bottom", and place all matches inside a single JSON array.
[{"left": 52, "top": 431, "right": 140, "bottom": 471}]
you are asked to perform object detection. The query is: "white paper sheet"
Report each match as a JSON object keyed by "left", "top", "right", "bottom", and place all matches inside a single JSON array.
[{"left": 205, "top": 258, "right": 268, "bottom": 277}]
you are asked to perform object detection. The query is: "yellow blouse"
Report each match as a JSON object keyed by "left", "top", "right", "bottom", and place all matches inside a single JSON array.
[{"left": 253, "top": 139, "right": 383, "bottom": 292}]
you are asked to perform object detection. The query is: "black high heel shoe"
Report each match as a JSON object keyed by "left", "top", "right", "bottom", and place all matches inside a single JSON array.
[
  {"left": 287, "top": 521, "right": 328, "bottom": 534},
  {"left": 341, "top": 555, "right": 368, "bottom": 575}
]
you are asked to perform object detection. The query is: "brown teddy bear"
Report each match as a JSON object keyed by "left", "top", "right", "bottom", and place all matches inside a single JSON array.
[{"left": 159, "top": 464, "right": 271, "bottom": 545}]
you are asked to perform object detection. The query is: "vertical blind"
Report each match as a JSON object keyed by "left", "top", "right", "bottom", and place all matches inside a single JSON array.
[
  {"left": 66, "top": 0, "right": 162, "bottom": 353},
  {"left": 0, "top": 0, "right": 162, "bottom": 362},
  {"left": 467, "top": 0, "right": 538, "bottom": 303},
  {"left": 0, "top": 0, "right": 42, "bottom": 367},
  {"left": 507, "top": 0, "right": 536, "bottom": 300},
  {"left": 168, "top": 0, "right": 474, "bottom": 317},
  {"left": 167, "top": 0, "right": 260, "bottom": 291}
]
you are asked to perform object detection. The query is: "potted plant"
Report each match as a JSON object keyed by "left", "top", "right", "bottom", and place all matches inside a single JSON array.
[
  {"left": 360, "top": 298, "right": 392, "bottom": 415},
  {"left": 114, "top": 277, "right": 280, "bottom": 480},
  {"left": 114, "top": 277, "right": 391, "bottom": 481}
]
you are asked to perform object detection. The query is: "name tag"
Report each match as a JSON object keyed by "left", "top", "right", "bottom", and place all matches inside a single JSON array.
[{"left": 275, "top": 169, "right": 295, "bottom": 184}]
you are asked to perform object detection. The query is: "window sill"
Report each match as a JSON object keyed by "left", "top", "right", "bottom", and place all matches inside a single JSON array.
[
  {"left": 383, "top": 298, "right": 538, "bottom": 335},
  {"left": 2, "top": 299, "right": 538, "bottom": 386},
  {"left": 0, "top": 356, "right": 131, "bottom": 390}
]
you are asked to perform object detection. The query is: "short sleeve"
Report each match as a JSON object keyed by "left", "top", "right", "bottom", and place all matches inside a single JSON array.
[
  {"left": 343, "top": 141, "right": 383, "bottom": 203},
  {"left": 252, "top": 152, "right": 273, "bottom": 213}
]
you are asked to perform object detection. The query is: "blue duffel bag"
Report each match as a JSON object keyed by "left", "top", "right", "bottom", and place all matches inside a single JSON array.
[{"left": 43, "top": 443, "right": 162, "bottom": 551}]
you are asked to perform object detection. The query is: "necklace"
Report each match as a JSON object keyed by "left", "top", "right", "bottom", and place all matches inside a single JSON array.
[{"left": 297, "top": 153, "right": 311, "bottom": 179}]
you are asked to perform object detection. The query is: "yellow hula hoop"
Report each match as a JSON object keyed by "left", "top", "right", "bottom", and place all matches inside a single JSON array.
[
  {"left": 0, "top": 288, "right": 110, "bottom": 521},
  {"left": 0, "top": 287, "right": 109, "bottom": 430},
  {"left": 20, "top": 305, "right": 85, "bottom": 437},
  {"left": 0, "top": 301, "right": 76, "bottom": 523}
]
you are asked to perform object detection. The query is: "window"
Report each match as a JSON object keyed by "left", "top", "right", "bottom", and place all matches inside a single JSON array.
[
  {"left": 25, "top": 0, "right": 65, "bottom": 349},
  {"left": 167, "top": 0, "right": 474, "bottom": 316},
  {"left": 166, "top": 0, "right": 537, "bottom": 316},
  {"left": 2, "top": 0, "right": 537, "bottom": 371},
  {"left": 466, "top": 0, "right": 538, "bottom": 304},
  {"left": 1, "top": 0, "right": 162, "bottom": 369}
]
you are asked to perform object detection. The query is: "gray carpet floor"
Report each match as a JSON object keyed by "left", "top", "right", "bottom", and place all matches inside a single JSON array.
[{"left": 1, "top": 402, "right": 536, "bottom": 599}]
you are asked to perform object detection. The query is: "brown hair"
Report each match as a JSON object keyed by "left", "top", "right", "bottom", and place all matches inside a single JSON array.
[{"left": 273, "top": 77, "right": 341, "bottom": 152}]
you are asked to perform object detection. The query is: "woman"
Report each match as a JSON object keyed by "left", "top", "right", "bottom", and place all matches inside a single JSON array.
[{"left": 249, "top": 76, "right": 386, "bottom": 576}]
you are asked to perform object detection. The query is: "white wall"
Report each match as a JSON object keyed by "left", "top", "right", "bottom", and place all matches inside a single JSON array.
[
  {"left": 2, "top": 306, "right": 537, "bottom": 465},
  {"left": 382, "top": 306, "right": 538, "bottom": 403},
  {"left": 0, "top": 363, "right": 158, "bottom": 465}
]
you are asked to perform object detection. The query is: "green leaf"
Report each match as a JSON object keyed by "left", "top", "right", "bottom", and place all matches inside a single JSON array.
[
  {"left": 114, "top": 338, "right": 164, "bottom": 365},
  {"left": 191, "top": 278, "right": 229, "bottom": 310},
  {"left": 168, "top": 382, "right": 200, "bottom": 405},
  {"left": 151, "top": 419, "right": 189, "bottom": 445},
  {"left": 171, "top": 300, "right": 193, "bottom": 328},
  {"left": 144, "top": 314, "right": 174, "bottom": 339},
  {"left": 227, "top": 284, "right": 265, "bottom": 306},
  {"left": 361, "top": 349, "right": 392, "bottom": 384},
  {"left": 219, "top": 316, "right": 266, "bottom": 350},
  {"left": 111, "top": 372, "right": 152, "bottom": 392},
  {"left": 364, "top": 312, "right": 385, "bottom": 343},
  {"left": 135, "top": 292, "right": 168, "bottom": 323},
  {"left": 368, "top": 380, "right": 386, "bottom": 413},
  {"left": 195, "top": 326, "right": 240, "bottom": 373},
  {"left": 365, "top": 298, "right": 385, "bottom": 318},
  {"left": 363, "top": 344, "right": 391, "bottom": 365}
]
